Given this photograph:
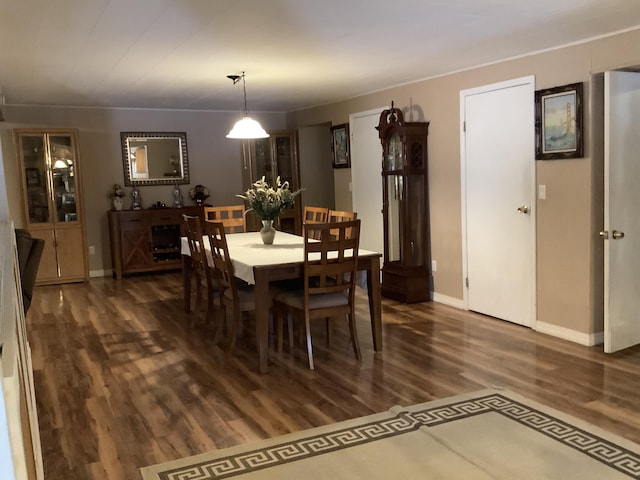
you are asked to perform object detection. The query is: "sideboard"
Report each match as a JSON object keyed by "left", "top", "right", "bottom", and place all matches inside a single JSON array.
[{"left": 108, "top": 206, "right": 203, "bottom": 279}]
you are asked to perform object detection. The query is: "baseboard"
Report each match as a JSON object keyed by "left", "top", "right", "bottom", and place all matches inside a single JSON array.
[
  {"left": 89, "top": 269, "right": 110, "bottom": 278},
  {"left": 535, "top": 321, "right": 604, "bottom": 347},
  {"left": 431, "top": 292, "right": 465, "bottom": 309}
]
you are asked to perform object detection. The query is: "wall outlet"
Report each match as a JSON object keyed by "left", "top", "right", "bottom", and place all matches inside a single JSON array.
[
  {"left": 432, "top": 260, "right": 437, "bottom": 272},
  {"left": 89, "top": 245, "right": 96, "bottom": 255}
]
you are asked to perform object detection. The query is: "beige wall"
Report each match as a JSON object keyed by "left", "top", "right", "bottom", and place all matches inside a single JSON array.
[
  {"left": 1, "top": 106, "right": 286, "bottom": 274},
  {"left": 1, "top": 28, "right": 638, "bottom": 339},
  {"left": 287, "top": 28, "right": 640, "bottom": 339}
]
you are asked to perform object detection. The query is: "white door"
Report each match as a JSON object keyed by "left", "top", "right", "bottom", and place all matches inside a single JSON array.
[
  {"left": 604, "top": 71, "right": 640, "bottom": 353},
  {"left": 461, "top": 77, "right": 536, "bottom": 327},
  {"left": 350, "top": 108, "right": 386, "bottom": 255}
]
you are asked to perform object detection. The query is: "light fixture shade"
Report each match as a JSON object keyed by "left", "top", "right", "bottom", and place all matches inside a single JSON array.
[{"left": 226, "top": 116, "right": 269, "bottom": 139}]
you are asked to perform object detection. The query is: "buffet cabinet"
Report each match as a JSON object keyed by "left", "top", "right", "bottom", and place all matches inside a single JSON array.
[
  {"left": 108, "top": 206, "right": 203, "bottom": 279},
  {"left": 15, "top": 129, "right": 88, "bottom": 285},
  {"left": 240, "top": 130, "right": 302, "bottom": 234}
]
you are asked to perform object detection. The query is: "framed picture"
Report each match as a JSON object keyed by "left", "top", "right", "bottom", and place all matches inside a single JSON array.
[
  {"left": 61, "top": 193, "right": 75, "bottom": 205},
  {"left": 331, "top": 123, "right": 350, "bottom": 168},
  {"left": 535, "top": 82, "right": 583, "bottom": 160},
  {"left": 25, "top": 167, "right": 40, "bottom": 186}
]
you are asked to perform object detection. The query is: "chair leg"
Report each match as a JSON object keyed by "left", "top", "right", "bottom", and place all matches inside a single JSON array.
[
  {"left": 287, "top": 313, "right": 294, "bottom": 352},
  {"left": 226, "top": 305, "right": 241, "bottom": 356},
  {"left": 213, "top": 303, "right": 226, "bottom": 345},
  {"left": 275, "top": 304, "right": 284, "bottom": 353},
  {"left": 192, "top": 276, "right": 203, "bottom": 328},
  {"left": 348, "top": 312, "right": 361, "bottom": 360},
  {"left": 304, "top": 313, "right": 314, "bottom": 370}
]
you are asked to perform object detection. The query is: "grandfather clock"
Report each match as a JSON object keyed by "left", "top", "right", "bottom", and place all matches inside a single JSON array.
[{"left": 377, "top": 103, "right": 430, "bottom": 303}]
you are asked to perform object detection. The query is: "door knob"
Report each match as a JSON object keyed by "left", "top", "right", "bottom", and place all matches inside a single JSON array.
[
  {"left": 517, "top": 206, "right": 529, "bottom": 214},
  {"left": 612, "top": 230, "right": 625, "bottom": 239},
  {"left": 599, "top": 230, "right": 609, "bottom": 239}
]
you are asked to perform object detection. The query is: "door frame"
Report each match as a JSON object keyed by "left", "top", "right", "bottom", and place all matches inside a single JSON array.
[{"left": 459, "top": 76, "right": 537, "bottom": 321}]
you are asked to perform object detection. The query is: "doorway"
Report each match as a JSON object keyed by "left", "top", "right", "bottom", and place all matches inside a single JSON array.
[
  {"left": 460, "top": 76, "right": 536, "bottom": 327},
  {"left": 349, "top": 108, "right": 386, "bottom": 255}
]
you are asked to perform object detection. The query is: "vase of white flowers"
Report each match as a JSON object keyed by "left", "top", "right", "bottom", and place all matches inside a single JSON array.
[{"left": 237, "top": 176, "right": 301, "bottom": 244}]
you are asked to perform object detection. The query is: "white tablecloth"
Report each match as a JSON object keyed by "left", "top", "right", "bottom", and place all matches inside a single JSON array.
[{"left": 181, "top": 231, "right": 377, "bottom": 285}]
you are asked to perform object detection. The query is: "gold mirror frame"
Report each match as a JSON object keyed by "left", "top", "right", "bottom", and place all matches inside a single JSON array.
[{"left": 120, "top": 131, "right": 190, "bottom": 186}]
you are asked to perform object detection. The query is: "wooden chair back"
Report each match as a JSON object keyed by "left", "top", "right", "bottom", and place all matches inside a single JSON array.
[
  {"left": 203, "top": 205, "right": 246, "bottom": 233},
  {"left": 203, "top": 221, "right": 236, "bottom": 292},
  {"left": 303, "top": 206, "right": 329, "bottom": 239},
  {"left": 304, "top": 220, "right": 361, "bottom": 298},
  {"left": 182, "top": 214, "right": 218, "bottom": 327},
  {"left": 328, "top": 209, "right": 357, "bottom": 239},
  {"left": 204, "top": 221, "right": 254, "bottom": 354}
]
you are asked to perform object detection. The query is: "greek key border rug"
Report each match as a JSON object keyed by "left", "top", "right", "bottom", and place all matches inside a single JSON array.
[{"left": 140, "top": 388, "right": 640, "bottom": 479}]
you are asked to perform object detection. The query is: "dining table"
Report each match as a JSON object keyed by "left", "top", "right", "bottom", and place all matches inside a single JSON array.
[{"left": 181, "top": 231, "right": 383, "bottom": 373}]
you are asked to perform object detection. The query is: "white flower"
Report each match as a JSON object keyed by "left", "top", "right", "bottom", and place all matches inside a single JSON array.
[{"left": 237, "top": 176, "right": 301, "bottom": 221}]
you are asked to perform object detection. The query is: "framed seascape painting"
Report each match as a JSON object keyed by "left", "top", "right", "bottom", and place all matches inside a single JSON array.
[
  {"left": 535, "top": 82, "right": 583, "bottom": 160},
  {"left": 331, "top": 124, "right": 350, "bottom": 168}
]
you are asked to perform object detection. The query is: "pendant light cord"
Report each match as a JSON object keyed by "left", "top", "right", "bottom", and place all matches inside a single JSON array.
[{"left": 241, "top": 72, "right": 248, "bottom": 115}]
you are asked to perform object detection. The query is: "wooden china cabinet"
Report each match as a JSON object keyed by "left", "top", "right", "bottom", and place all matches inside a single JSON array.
[
  {"left": 240, "top": 130, "right": 302, "bottom": 233},
  {"left": 16, "top": 128, "right": 88, "bottom": 285},
  {"left": 377, "top": 103, "right": 431, "bottom": 303}
]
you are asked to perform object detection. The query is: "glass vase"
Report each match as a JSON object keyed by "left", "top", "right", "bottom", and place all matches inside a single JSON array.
[{"left": 260, "top": 219, "right": 276, "bottom": 245}]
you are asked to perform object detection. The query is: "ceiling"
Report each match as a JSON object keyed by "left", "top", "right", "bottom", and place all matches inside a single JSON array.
[{"left": 1, "top": 0, "right": 640, "bottom": 113}]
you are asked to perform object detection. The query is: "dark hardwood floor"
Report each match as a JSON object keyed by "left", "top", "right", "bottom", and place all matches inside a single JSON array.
[{"left": 28, "top": 272, "right": 640, "bottom": 479}]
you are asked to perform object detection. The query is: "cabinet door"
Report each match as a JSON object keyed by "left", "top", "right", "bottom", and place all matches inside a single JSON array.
[
  {"left": 272, "top": 133, "right": 299, "bottom": 190},
  {"left": 120, "top": 216, "right": 152, "bottom": 270},
  {"left": 272, "top": 132, "right": 301, "bottom": 233},
  {"left": 20, "top": 134, "right": 51, "bottom": 225},
  {"left": 55, "top": 227, "right": 88, "bottom": 280},
  {"left": 29, "top": 229, "right": 58, "bottom": 283},
  {"left": 49, "top": 134, "right": 80, "bottom": 224}
]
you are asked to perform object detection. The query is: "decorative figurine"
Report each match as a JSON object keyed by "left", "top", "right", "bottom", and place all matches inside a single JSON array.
[
  {"left": 173, "top": 183, "right": 183, "bottom": 208},
  {"left": 131, "top": 186, "right": 142, "bottom": 210}
]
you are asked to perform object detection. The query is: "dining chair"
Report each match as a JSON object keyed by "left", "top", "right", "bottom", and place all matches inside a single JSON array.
[
  {"left": 328, "top": 209, "right": 357, "bottom": 239},
  {"left": 303, "top": 206, "right": 329, "bottom": 239},
  {"left": 273, "top": 219, "right": 361, "bottom": 370},
  {"left": 204, "top": 221, "right": 256, "bottom": 355},
  {"left": 182, "top": 214, "right": 221, "bottom": 329},
  {"left": 204, "top": 205, "right": 246, "bottom": 233}
]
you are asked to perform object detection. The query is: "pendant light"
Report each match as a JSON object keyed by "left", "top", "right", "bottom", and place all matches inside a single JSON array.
[{"left": 226, "top": 71, "right": 269, "bottom": 139}]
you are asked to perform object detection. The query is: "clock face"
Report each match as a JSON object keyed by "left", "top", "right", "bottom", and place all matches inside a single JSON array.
[{"left": 386, "top": 132, "right": 402, "bottom": 170}]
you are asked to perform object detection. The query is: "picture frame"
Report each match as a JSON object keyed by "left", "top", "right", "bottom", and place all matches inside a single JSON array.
[
  {"left": 330, "top": 123, "right": 350, "bottom": 168},
  {"left": 61, "top": 193, "right": 75, "bottom": 205},
  {"left": 25, "top": 167, "right": 40, "bottom": 186},
  {"left": 535, "top": 82, "right": 583, "bottom": 160}
]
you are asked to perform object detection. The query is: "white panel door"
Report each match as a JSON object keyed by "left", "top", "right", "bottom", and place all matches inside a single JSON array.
[
  {"left": 462, "top": 77, "right": 535, "bottom": 326},
  {"left": 350, "top": 108, "right": 386, "bottom": 255},
  {"left": 604, "top": 71, "right": 640, "bottom": 353}
]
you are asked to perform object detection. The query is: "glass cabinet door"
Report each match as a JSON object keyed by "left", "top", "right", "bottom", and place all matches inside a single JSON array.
[
  {"left": 49, "top": 135, "right": 78, "bottom": 223},
  {"left": 273, "top": 135, "right": 294, "bottom": 187},
  {"left": 21, "top": 134, "right": 50, "bottom": 224},
  {"left": 253, "top": 137, "right": 275, "bottom": 185},
  {"left": 384, "top": 132, "right": 403, "bottom": 263}
]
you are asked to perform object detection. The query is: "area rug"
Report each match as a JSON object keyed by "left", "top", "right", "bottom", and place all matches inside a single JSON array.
[{"left": 140, "top": 388, "right": 640, "bottom": 479}]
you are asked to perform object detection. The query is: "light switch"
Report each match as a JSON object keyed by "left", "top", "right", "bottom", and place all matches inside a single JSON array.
[{"left": 538, "top": 184, "right": 547, "bottom": 200}]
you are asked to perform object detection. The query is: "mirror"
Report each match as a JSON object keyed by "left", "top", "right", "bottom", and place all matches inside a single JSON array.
[{"left": 120, "top": 132, "right": 190, "bottom": 186}]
